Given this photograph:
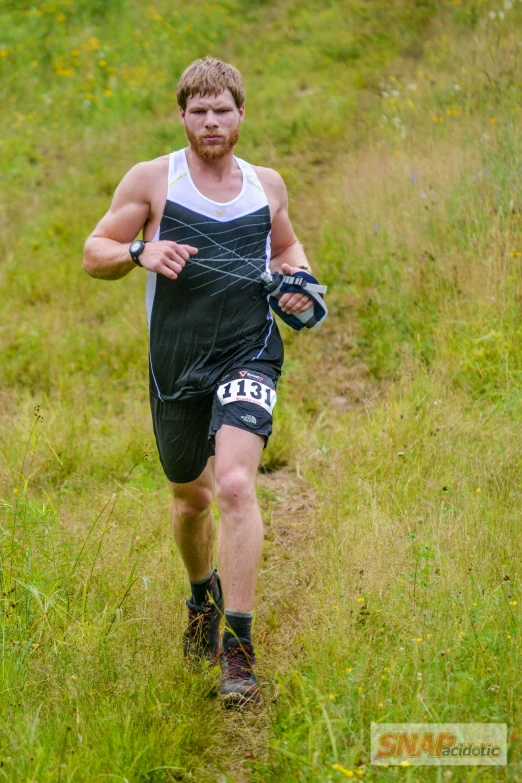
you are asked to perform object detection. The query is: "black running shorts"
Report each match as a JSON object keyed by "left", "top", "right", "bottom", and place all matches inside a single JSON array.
[{"left": 150, "top": 365, "right": 278, "bottom": 484}]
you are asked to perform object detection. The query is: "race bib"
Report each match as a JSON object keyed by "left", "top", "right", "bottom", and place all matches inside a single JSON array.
[{"left": 217, "top": 377, "right": 277, "bottom": 414}]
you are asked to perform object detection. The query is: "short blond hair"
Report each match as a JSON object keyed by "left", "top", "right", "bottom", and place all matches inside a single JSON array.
[{"left": 176, "top": 57, "right": 246, "bottom": 110}]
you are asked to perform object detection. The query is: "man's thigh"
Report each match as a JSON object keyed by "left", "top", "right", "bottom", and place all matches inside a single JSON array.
[
  {"left": 150, "top": 392, "right": 215, "bottom": 484},
  {"left": 214, "top": 425, "right": 264, "bottom": 482}
]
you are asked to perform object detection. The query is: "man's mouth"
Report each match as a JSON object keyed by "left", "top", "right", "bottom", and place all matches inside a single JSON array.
[{"left": 203, "top": 135, "right": 223, "bottom": 142}]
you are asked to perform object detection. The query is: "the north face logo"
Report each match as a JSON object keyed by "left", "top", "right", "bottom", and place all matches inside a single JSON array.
[{"left": 241, "top": 414, "right": 257, "bottom": 425}]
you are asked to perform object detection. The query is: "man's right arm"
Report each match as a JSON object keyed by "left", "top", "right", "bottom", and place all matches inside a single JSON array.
[{"left": 83, "top": 162, "right": 197, "bottom": 280}]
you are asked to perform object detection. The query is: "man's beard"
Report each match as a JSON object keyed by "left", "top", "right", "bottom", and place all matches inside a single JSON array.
[{"left": 185, "top": 125, "right": 241, "bottom": 161}]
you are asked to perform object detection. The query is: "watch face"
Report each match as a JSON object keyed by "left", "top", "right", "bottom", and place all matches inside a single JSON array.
[{"left": 130, "top": 241, "right": 142, "bottom": 254}]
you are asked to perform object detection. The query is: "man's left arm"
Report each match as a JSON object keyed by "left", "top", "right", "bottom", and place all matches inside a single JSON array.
[{"left": 263, "top": 170, "right": 314, "bottom": 315}]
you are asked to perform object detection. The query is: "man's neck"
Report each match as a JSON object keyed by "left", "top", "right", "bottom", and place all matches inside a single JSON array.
[{"left": 186, "top": 146, "right": 239, "bottom": 181}]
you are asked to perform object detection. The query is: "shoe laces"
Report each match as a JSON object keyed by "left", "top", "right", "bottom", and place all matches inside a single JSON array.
[
  {"left": 187, "top": 601, "right": 214, "bottom": 632},
  {"left": 224, "top": 641, "right": 255, "bottom": 680}
]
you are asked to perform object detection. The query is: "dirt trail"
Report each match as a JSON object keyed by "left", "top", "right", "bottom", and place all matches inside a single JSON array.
[
  {"left": 211, "top": 467, "right": 317, "bottom": 782},
  {"left": 209, "top": 117, "right": 383, "bottom": 783}
]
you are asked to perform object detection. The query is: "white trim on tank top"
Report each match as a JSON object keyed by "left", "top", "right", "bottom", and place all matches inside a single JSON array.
[{"left": 181, "top": 147, "right": 247, "bottom": 207}]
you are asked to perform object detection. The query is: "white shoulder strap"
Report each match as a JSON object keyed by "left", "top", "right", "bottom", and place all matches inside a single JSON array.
[
  {"left": 167, "top": 150, "right": 188, "bottom": 198},
  {"left": 236, "top": 157, "right": 266, "bottom": 195}
]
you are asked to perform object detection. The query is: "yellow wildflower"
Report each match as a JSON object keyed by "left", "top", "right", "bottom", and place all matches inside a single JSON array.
[{"left": 332, "top": 764, "right": 354, "bottom": 778}]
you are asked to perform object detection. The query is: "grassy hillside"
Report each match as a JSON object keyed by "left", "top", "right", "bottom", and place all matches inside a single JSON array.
[{"left": 1, "top": 0, "right": 521, "bottom": 780}]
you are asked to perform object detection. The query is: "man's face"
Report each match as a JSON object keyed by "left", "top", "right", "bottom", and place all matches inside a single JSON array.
[{"left": 180, "top": 89, "right": 244, "bottom": 161}]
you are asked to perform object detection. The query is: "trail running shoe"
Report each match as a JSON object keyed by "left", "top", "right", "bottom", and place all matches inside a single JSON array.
[
  {"left": 183, "top": 570, "right": 223, "bottom": 664},
  {"left": 219, "top": 637, "right": 261, "bottom": 706}
]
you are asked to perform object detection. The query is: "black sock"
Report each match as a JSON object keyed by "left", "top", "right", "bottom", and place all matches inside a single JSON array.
[
  {"left": 189, "top": 569, "right": 216, "bottom": 607},
  {"left": 223, "top": 610, "right": 253, "bottom": 646}
]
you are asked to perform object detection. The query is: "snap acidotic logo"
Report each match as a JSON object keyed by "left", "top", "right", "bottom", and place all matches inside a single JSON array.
[{"left": 371, "top": 724, "right": 507, "bottom": 766}]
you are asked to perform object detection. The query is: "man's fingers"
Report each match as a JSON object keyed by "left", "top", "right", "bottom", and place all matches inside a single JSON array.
[
  {"left": 159, "top": 264, "right": 180, "bottom": 280},
  {"left": 279, "top": 292, "right": 307, "bottom": 307},
  {"left": 156, "top": 256, "right": 184, "bottom": 278},
  {"left": 173, "top": 246, "right": 190, "bottom": 263},
  {"left": 279, "top": 293, "right": 313, "bottom": 313},
  {"left": 165, "top": 241, "right": 198, "bottom": 256},
  {"left": 278, "top": 292, "right": 296, "bottom": 310},
  {"left": 162, "top": 246, "right": 189, "bottom": 265},
  {"left": 166, "top": 259, "right": 184, "bottom": 275}
]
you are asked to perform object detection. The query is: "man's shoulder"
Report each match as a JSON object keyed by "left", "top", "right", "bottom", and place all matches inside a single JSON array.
[
  {"left": 250, "top": 165, "right": 285, "bottom": 190},
  {"left": 118, "top": 155, "right": 169, "bottom": 197},
  {"left": 129, "top": 154, "right": 169, "bottom": 179},
  {"left": 250, "top": 166, "right": 287, "bottom": 211}
]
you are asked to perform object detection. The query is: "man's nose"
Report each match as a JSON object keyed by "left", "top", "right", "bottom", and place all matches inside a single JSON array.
[{"left": 204, "top": 111, "right": 219, "bottom": 128}]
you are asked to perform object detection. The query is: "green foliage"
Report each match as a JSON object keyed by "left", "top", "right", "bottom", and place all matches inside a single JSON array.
[{"left": 1, "top": 0, "right": 522, "bottom": 779}]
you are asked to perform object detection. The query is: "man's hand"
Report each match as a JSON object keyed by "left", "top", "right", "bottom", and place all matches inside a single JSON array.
[
  {"left": 277, "top": 263, "right": 313, "bottom": 314},
  {"left": 140, "top": 241, "right": 198, "bottom": 279}
]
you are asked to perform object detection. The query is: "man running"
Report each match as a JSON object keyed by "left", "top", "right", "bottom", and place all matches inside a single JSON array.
[{"left": 83, "top": 57, "right": 314, "bottom": 706}]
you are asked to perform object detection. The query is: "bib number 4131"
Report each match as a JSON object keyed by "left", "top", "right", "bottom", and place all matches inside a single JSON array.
[{"left": 217, "top": 378, "right": 276, "bottom": 414}]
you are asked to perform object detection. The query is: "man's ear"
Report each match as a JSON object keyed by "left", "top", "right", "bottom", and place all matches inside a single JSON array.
[
  {"left": 179, "top": 106, "right": 186, "bottom": 125},
  {"left": 239, "top": 104, "right": 245, "bottom": 123}
]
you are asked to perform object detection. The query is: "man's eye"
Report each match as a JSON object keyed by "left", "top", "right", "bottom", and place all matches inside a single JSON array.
[{"left": 217, "top": 109, "right": 229, "bottom": 113}]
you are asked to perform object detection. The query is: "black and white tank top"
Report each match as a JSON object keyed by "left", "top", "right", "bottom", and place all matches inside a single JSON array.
[{"left": 146, "top": 148, "right": 283, "bottom": 401}]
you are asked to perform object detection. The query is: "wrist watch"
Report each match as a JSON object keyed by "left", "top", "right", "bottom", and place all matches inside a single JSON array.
[{"left": 129, "top": 239, "right": 148, "bottom": 266}]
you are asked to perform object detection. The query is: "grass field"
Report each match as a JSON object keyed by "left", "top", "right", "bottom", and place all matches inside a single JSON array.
[{"left": 1, "top": 0, "right": 521, "bottom": 780}]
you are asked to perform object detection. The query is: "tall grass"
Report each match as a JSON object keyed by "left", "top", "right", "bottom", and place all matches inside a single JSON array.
[
  {"left": 251, "top": 4, "right": 522, "bottom": 781},
  {"left": 1, "top": 0, "right": 521, "bottom": 780}
]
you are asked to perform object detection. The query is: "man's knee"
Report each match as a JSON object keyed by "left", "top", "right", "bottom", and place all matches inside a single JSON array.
[
  {"left": 215, "top": 467, "right": 256, "bottom": 514},
  {"left": 171, "top": 484, "right": 213, "bottom": 524}
]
